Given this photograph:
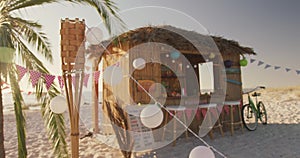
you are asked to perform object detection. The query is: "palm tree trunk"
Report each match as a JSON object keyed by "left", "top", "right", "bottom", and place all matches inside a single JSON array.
[{"left": 0, "top": 69, "right": 5, "bottom": 158}]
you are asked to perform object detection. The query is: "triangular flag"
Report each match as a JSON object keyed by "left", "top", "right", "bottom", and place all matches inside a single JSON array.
[
  {"left": 264, "top": 64, "right": 271, "bottom": 69},
  {"left": 185, "top": 109, "right": 193, "bottom": 120},
  {"left": 285, "top": 68, "right": 291, "bottom": 72},
  {"left": 94, "top": 71, "right": 100, "bottom": 84},
  {"left": 257, "top": 61, "right": 264, "bottom": 66},
  {"left": 85, "top": 66, "right": 91, "bottom": 71},
  {"left": 29, "top": 70, "right": 41, "bottom": 87},
  {"left": 250, "top": 59, "right": 256, "bottom": 63},
  {"left": 16, "top": 65, "right": 28, "bottom": 81},
  {"left": 58, "top": 76, "right": 64, "bottom": 89},
  {"left": 72, "top": 76, "right": 75, "bottom": 87},
  {"left": 43, "top": 74, "right": 55, "bottom": 90},
  {"left": 83, "top": 74, "right": 90, "bottom": 87},
  {"left": 274, "top": 66, "right": 281, "bottom": 70},
  {"left": 296, "top": 70, "right": 300, "bottom": 75}
]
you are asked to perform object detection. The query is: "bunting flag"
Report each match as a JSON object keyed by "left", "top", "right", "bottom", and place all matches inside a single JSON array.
[
  {"left": 249, "top": 58, "right": 299, "bottom": 76},
  {"left": 16, "top": 65, "right": 28, "bottom": 81},
  {"left": 29, "top": 70, "right": 41, "bottom": 87},
  {"left": 94, "top": 71, "right": 100, "bottom": 84},
  {"left": 44, "top": 74, "right": 55, "bottom": 90},
  {"left": 201, "top": 109, "right": 207, "bottom": 117},
  {"left": 72, "top": 76, "right": 75, "bottom": 87},
  {"left": 185, "top": 109, "right": 193, "bottom": 120},
  {"left": 83, "top": 74, "right": 90, "bottom": 87},
  {"left": 58, "top": 76, "right": 64, "bottom": 89},
  {"left": 85, "top": 66, "right": 91, "bottom": 71},
  {"left": 257, "top": 61, "right": 264, "bottom": 66},
  {"left": 274, "top": 66, "right": 281, "bottom": 70},
  {"left": 264, "top": 64, "right": 272, "bottom": 69},
  {"left": 176, "top": 111, "right": 182, "bottom": 118}
]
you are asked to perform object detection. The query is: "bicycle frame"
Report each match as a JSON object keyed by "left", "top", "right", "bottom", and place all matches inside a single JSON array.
[{"left": 246, "top": 94, "right": 261, "bottom": 118}]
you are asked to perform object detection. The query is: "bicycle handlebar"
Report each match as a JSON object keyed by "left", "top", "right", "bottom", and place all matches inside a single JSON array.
[{"left": 243, "top": 86, "right": 266, "bottom": 94}]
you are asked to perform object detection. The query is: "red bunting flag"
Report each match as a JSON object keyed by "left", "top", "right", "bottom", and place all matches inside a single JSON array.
[
  {"left": 29, "top": 70, "right": 41, "bottom": 87},
  {"left": 83, "top": 74, "right": 90, "bottom": 87},
  {"left": 58, "top": 76, "right": 64, "bottom": 89},
  {"left": 16, "top": 65, "right": 28, "bottom": 81},
  {"left": 185, "top": 109, "right": 193, "bottom": 120},
  {"left": 44, "top": 74, "right": 55, "bottom": 90},
  {"left": 93, "top": 71, "right": 100, "bottom": 84}
]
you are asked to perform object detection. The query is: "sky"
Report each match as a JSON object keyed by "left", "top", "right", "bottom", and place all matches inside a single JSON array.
[{"left": 18, "top": 0, "right": 300, "bottom": 89}]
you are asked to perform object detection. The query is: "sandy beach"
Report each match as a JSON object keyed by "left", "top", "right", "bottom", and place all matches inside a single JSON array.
[{"left": 3, "top": 86, "right": 300, "bottom": 158}]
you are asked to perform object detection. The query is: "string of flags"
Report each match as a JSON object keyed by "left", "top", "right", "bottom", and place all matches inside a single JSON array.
[
  {"left": 249, "top": 58, "right": 300, "bottom": 75},
  {"left": 15, "top": 64, "right": 102, "bottom": 92}
]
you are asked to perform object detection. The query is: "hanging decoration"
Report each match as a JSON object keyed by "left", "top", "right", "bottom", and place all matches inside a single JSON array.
[
  {"left": 257, "top": 61, "right": 264, "bottom": 66},
  {"left": 93, "top": 71, "right": 100, "bottom": 84},
  {"left": 274, "top": 66, "right": 281, "bottom": 70},
  {"left": 58, "top": 76, "right": 64, "bottom": 89},
  {"left": 170, "top": 51, "right": 180, "bottom": 59},
  {"left": 248, "top": 58, "right": 300, "bottom": 75},
  {"left": 239, "top": 58, "right": 248, "bottom": 67},
  {"left": 49, "top": 95, "right": 68, "bottom": 114},
  {"left": 224, "top": 60, "right": 233, "bottom": 68},
  {"left": 86, "top": 27, "right": 103, "bottom": 45},
  {"left": 133, "top": 58, "right": 146, "bottom": 70},
  {"left": 208, "top": 53, "right": 215, "bottom": 59},
  {"left": 44, "top": 74, "right": 56, "bottom": 90},
  {"left": 140, "top": 104, "right": 164, "bottom": 128},
  {"left": 250, "top": 59, "right": 256, "bottom": 63},
  {"left": 83, "top": 74, "right": 90, "bottom": 87},
  {"left": 189, "top": 146, "right": 215, "bottom": 158},
  {"left": 264, "top": 64, "right": 272, "bottom": 69},
  {"left": 29, "top": 70, "right": 42, "bottom": 87},
  {"left": 16, "top": 65, "right": 28, "bottom": 81}
]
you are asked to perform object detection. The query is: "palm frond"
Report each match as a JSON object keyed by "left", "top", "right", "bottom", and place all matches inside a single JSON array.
[
  {"left": 9, "top": 65, "right": 27, "bottom": 158},
  {"left": 7, "top": 0, "right": 59, "bottom": 12},
  {"left": 41, "top": 92, "right": 68, "bottom": 157},
  {"left": 9, "top": 16, "right": 53, "bottom": 62}
]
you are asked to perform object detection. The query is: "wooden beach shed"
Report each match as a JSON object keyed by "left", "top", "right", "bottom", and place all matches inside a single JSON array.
[{"left": 90, "top": 25, "right": 256, "bottom": 107}]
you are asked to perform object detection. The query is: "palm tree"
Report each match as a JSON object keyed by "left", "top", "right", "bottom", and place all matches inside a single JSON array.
[{"left": 0, "top": 0, "right": 123, "bottom": 157}]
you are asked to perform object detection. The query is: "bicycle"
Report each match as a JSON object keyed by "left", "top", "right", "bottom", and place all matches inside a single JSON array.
[{"left": 242, "top": 86, "right": 267, "bottom": 131}]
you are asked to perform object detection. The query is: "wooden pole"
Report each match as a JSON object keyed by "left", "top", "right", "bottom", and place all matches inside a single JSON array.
[
  {"left": 60, "top": 18, "right": 85, "bottom": 158},
  {"left": 92, "top": 59, "right": 99, "bottom": 133}
]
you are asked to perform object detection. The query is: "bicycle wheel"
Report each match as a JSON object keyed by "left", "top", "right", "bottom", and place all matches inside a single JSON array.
[
  {"left": 242, "top": 104, "right": 258, "bottom": 131},
  {"left": 258, "top": 101, "right": 267, "bottom": 124}
]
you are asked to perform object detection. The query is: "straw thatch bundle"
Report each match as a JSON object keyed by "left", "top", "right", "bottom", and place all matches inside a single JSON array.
[{"left": 88, "top": 25, "right": 256, "bottom": 57}]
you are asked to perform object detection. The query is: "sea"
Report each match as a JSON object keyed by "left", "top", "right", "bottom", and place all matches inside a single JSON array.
[{"left": 2, "top": 91, "right": 102, "bottom": 113}]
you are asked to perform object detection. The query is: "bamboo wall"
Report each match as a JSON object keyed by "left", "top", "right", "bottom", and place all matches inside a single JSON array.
[{"left": 222, "top": 53, "right": 243, "bottom": 101}]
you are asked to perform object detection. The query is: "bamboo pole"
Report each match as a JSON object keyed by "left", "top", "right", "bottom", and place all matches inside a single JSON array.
[
  {"left": 92, "top": 59, "right": 99, "bottom": 133},
  {"left": 60, "top": 18, "right": 85, "bottom": 158}
]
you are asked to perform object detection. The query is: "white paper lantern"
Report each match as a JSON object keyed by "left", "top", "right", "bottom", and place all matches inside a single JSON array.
[
  {"left": 103, "top": 65, "right": 123, "bottom": 86},
  {"left": 140, "top": 104, "right": 163, "bottom": 128},
  {"left": 133, "top": 58, "right": 146, "bottom": 70},
  {"left": 86, "top": 27, "right": 103, "bottom": 45},
  {"left": 50, "top": 96, "right": 68, "bottom": 114},
  {"left": 189, "top": 146, "right": 215, "bottom": 158}
]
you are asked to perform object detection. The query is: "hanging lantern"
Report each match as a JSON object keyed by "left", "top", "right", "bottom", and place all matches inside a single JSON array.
[
  {"left": 133, "top": 58, "right": 146, "bottom": 70},
  {"left": 170, "top": 51, "right": 180, "bottom": 59},
  {"left": 224, "top": 60, "right": 233, "bottom": 68},
  {"left": 240, "top": 58, "right": 248, "bottom": 67},
  {"left": 209, "top": 53, "right": 215, "bottom": 59}
]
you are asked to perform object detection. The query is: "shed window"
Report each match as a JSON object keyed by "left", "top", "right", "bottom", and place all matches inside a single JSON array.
[{"left": 199, "top": 62, "right": 214, "bottom": 93}]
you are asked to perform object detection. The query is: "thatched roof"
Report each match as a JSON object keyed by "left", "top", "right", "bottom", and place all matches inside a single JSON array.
[{"left": 87, "top": 25, "right": 256, "bottom": 58}]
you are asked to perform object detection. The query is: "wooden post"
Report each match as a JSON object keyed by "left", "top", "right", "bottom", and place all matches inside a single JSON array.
[
  {"left": 92, "top": 59, "right": 99, "bottom": 133},
  {"left": 60, "top": 18, "right": 85, "bottom": 158}
]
